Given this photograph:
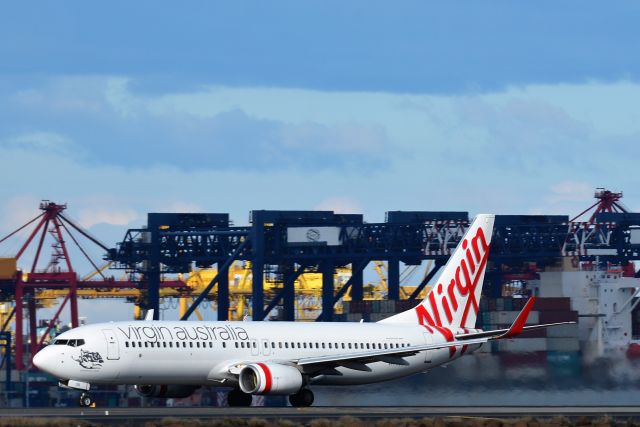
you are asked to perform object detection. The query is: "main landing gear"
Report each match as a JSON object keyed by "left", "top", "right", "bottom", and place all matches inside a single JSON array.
[
  {"left": 227, "top": 389, "right": 253, "bottom": 407},
  {"left": 289, "top": 388, "right": 314, "bottom": 407},
  {"left": 79, "top": 392, "right": 94, "bottom": 407}
]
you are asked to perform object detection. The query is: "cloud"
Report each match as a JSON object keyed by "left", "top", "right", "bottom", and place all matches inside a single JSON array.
[
  {"left": 314, "top": 197, "right": 363, "bottom": 214},
  {"left": 75, "top": 206, "right": 139, "bottom": 229},
  {"left": 451, "top": 97, "right": 592, "bottom": 171},
  {"left": 547, "top": 181, "right": 594, "bottom": 204},
  {"left": 0, "top": 77, "right": 393, "bottom": 173},
  {"left": 0, "top": 194, "right": 43, "bottom": 235}
]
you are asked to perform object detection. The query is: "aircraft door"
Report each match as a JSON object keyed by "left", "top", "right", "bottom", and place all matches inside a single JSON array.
[
  {"left": 102, "top": 329, "right": 120, "bottom": 360},
  {"left": 250, "top": 339, "right": 259, "bottom": 356},
  {"left": 261, "top": 339, "right": 271, "bottom": 356},
  {"left": 422, "top": 333, "right": 432, "bottom": 364}
]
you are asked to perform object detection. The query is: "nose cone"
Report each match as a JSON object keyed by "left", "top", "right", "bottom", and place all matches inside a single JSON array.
[
  {"left": 32, "top": 346, "right": 55, "bottom": 375},
  {"left": 32, "top": 348, "right": 44, "bottom": 369}
]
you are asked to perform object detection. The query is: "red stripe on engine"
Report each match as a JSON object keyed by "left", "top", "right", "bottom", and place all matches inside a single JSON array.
[{"left": 257, "top": 362, "right": 272, "bottom": 394}]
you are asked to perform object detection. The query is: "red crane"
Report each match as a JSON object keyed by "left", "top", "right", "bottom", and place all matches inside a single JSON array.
[
  {"left": 0, "top": 201, "right": 189, "bottom": 370},
  {"left": 570, "top": 188, "right": 628, "bottom": 223}
]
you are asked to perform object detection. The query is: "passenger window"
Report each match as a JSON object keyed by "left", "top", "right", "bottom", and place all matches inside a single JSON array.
[
  {"left": 169, "top": 342, "right": 172, "bottom": 348},
  {"left": 235, "top": 342, "right": 239, "bottom": 348},
  {"left": 183, "top": 342, "right": 187, "bottom": 348},
  {"left": 131, "top": 342, "right": 135, "bottom": 348},
  {"left": 197, "top": 342, "right": 200, "bottom": 348},
  {"left": 125, "top": 342, "right": 129, "bottom": 348},
  {"left": 163, "top": 342, "right": 167, "bottom": 348},
  {"left": 384, "top": 343, "right": 388, "bottom": 349},
  {"left": 271, "top": 342, "right": 275, "bottom": 348},
  {"left": 322, "top": 343, "right": 325, "bottom": 349},
  {"left": 366, "top": 343, "right": 370, "bottom": 349},
  {"left": 342, "top": 343, "right": 345, "bottom": 349},
  {"left": 209, "top": 342, "right": 213, "bottom": 348},
  {"left": 303, "top": 343, "right": 307, "bottom": 349},
  {"left": 222, "top": 342, "right": 226, "bottom": 348},
  {"left": 253, "top": 342, "right": 257, "bottom": 349},
  {"left": 189, "top": 342, "right": 193, "bottom": 348},
  {"left": 328, "top": 343, "right": 332, "bottom": 349},
  {"left": 348, "top": 343, "right": 352, "bottom": 349},
  {"left": 144, "top": 342, "right": 148, "bottom": 348},
  {"left": 315, "top": 343, "right": 319, "bottom": 349},
  {"left": 285, "top": 343, "right": 289, "bottom": 349}
]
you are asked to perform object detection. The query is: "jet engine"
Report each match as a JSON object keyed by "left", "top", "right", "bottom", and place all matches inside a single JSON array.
[
  {"left": 134, "top": 384, "right": 199, "bottom": 398},
  {"left": 239, "top": 362, "right": 303, "bottom": 395}
]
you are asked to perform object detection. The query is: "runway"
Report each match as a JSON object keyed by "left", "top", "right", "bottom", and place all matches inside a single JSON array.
[{"left": 1, "top": 406, "right": 640, "bottom": 422}]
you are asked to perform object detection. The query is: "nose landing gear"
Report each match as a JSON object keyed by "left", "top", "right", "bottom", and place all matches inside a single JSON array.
[
  {"left": 289, "top": 388, "right": 314, "bottom": 407},
  {"left": 79, "top": 392, "right": 94, "bottom": 407}
]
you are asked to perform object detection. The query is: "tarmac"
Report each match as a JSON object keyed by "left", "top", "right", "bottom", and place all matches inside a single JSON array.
[{"left": 0, "top": 406, "right": 639, "bottom": 422}]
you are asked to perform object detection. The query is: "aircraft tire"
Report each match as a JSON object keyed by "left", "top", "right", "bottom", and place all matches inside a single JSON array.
[
  {"left": 289, "top": 388, "right": 314, "bottom": 407},
  {"left": 227, "top": 389, "right": 252, "bottom": 407},
  {"left": 79, "top": 393, "right": 93, "bottom": 407}
]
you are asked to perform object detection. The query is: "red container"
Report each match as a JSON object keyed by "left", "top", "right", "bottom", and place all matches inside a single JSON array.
[
  {"left": 539, "top": 310, "right": 578, "bottom": 323},
  {"left": 533, "top": 297, "right": 571, "bottom": 311},
  {"left": 518, "top": 328, "right": 547, "bottom": 338}
]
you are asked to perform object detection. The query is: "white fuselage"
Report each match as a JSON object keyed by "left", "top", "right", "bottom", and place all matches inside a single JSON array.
[{"left": 34, "top": 320, "right": 473, "bottom": 387}]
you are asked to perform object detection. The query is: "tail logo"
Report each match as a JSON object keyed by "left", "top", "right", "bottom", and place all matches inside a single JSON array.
[{"left": 416, "top": 226, "right": 490, "bottom": 354}]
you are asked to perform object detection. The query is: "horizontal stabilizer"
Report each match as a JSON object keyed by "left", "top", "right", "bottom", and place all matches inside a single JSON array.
[{"left": 455, "top": 297, "right": 576, "bottom": 341}]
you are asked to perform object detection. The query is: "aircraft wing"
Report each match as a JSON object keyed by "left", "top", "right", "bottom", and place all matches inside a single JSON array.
[
  {"left": 293, "top": 337, "right": 490, "bottom": 370},
  {"left": 294, "top": 297, "right": 574, "bottom": 372}
]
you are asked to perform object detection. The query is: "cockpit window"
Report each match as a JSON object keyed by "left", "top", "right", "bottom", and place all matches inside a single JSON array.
[{"left": 52, "top": 338, "right": 84, "bottom": 347}]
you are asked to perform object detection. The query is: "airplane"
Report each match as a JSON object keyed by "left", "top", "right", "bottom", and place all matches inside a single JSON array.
[{"left": 33, "top": 214, "right": 573, "bottom": 408}]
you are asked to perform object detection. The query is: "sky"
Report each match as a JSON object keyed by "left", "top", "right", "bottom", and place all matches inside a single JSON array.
[{"left": 1, "top": 2, "right": 639, "bottom": 322}]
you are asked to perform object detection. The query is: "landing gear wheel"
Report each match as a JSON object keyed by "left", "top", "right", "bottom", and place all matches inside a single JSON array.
[
  {"left": 289, "top": 388, "right": 314, "bottom": 407},
  {"left": 227, "top": 389, "right": 252, "bottom": 407},
  {"left": 79, "top": 392, "right": 93, "bottom": 407}
]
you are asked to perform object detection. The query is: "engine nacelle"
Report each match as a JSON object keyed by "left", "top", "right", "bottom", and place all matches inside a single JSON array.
[
  {"left": 239, "top": 363, "right": 303, "bottom": 395},
  {"left": 134, "top": 384, "right": 199, "bottom": 398}
]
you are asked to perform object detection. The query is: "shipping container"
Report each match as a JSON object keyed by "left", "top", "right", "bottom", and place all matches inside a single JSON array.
[
  {"left": 539, "top": 310, "right": 579, "bottom": 323},
  {"left": 490, "top": 311, "right": 540, "bottom": 325},
  {"left": 517, "top": 328, "right": 547, "bottom": 338},
  {"left": 547, "top": 337, "right": 580, "bottom": 352},
  {"left": 546, "top": 323, "right": 579, "bottom": 338},
  {"left": 503, "top": 297, "right": 513, "bottom": 311},
  {"left": 0, "top": 258, "right": 16, "bottom": 280},
  {"left": 499, "top": 351, "right": 546, "bottom": 365},
  {"left": 497, "top": 338, "right": 548, "bottom": 352},
  {"left": 533, "top": 297, "right": 571, "bottom": 311}
]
